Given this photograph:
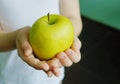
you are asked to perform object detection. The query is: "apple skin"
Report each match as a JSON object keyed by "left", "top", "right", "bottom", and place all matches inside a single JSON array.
[{"left": 29, "top": 14, "right": 74, "bottom": 60}]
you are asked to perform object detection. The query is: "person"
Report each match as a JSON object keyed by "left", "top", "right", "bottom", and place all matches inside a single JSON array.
[{"left": 0, "top": 0, "right": 82, "bottom": 84}]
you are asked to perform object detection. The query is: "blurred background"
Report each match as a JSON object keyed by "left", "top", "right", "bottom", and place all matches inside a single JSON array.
[{"left": 63, "top": 0, "right": 120, "bottom": 84}]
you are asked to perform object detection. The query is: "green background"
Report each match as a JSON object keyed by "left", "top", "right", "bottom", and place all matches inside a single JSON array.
[{"left": 80, "top": 0, "right": 120, "bottom": 30}]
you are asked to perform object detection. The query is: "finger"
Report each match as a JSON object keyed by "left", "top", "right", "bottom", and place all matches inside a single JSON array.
[
  {"left": 65, "top": 49, "right": 81, "bottom": 63},
  {"left": 23, "top": 54, "right": 49, "bottom": 71},
  {"left": 46, "top": 71, "right": 53, "bottom": 77},
  {"left": 52, "top": 68, "right": 61, "bottom": 77},
  {"left": 71, "top": 36, "right": 82, "bottom": 53},
  {"left": 48, "top": 58, "right": 62, "bottom": 69},
  {"left": 46, "top": 68, "right": 60, "bottom": 77},
  {"left": 16, "top": 28, "right": 32, "bottom": 57},
  {"left": 17, "top": 46, "right": 49, "bottom": 71},
  {"left": 56, "top": 52, "right": 73, "bottom": 67},
  {"left": 47, "top": 58, "right": 62, "bottom": 76}
]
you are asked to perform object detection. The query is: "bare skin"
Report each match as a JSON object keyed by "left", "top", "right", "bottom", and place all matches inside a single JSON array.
[{"left": 0, "top": 0, "right": 82, "bottom": 77}]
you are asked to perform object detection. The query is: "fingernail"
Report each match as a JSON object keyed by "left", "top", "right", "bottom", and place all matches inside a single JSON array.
[
  {"left": 48, "top": 72, "right": 53, "bottom": 77},
  {"left": 67, "top": 50, "right": 74, "bottom": 56},
  {"left": 42, "top": 63, "right": 49, "bottom": 71},
  {"left": 45, "top": 66, "right": 50, "bottom": 71},
  {"left": 61, "top": 55, "right": 66, "bottom": 59}
]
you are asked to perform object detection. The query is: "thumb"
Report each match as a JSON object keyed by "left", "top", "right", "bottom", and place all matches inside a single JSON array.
[
  {"left": 71, "top": 36, "right": 81, "bottom": 53},
  {"left": 16, "top": 27, "right": 32, "bottom": 57}
]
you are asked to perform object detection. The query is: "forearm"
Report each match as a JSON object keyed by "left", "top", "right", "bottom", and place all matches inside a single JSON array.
[
  {"left": 0, "top": 29, "right": 21, "bottom": 51},
  {"left": 59, "top": 0, "right": 82, "bottom": 36}
]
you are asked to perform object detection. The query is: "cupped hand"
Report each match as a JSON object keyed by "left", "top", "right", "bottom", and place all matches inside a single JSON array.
[
  {"left": 16, "top": 27, "right": 49, "bottom": 70},
  {"left": 57, "top": 36, "right": 81, "bottom": 66},
  {"left": 16, "top": 26, "right": 61, "bottom": 77},
  {"left": 46, "top": 36, "right": 81, "bottom": 77},
  {"left": 16, "top": 26, "right": 81, "bottom": 77}
]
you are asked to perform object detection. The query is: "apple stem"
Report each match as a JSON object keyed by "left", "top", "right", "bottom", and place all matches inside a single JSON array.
[{"left": 47, "top": 13, "right": 50, "bottom": 23}]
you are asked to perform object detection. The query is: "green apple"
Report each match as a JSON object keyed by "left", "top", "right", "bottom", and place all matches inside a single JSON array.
[{"left": 29, "top": 13, "right": 74, "bottom": 60}]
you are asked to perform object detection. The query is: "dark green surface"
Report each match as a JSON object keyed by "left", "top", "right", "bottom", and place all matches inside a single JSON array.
[{"left": 80, "top": 0, "right": 120, "bottom": 30}]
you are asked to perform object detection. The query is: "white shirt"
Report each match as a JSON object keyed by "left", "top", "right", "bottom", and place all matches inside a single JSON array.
[{"left": 0, "top": 0, "right": 64, "bottom": 84}]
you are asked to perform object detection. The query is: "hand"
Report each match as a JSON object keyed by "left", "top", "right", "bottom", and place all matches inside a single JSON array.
[
  {"left": 57, "top": 36, "right": 81, "bottom": 66},
  {"left": 46, "top": 36, "right": 81, "bottom": 77},
  {"left": 16, "top": 26, "right": 61, "bottom": 77},
  {"left": 16, "top": 27, "right": 81, "bottom": 77},
  {"left": 16, "top": 27, "right": 50, "bottom": 71}
]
